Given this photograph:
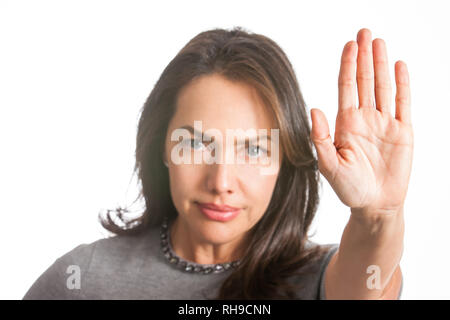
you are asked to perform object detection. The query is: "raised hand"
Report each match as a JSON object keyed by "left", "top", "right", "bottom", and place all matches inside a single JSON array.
[{"left": 310, "top": 28, "right": 414, "bottom": 217}]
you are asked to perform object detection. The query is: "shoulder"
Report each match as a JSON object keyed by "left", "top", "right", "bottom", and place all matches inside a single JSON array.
[
  {"left": 305, "top": 240, "right": 339, "bottom": 267},
  {"left": 290, "top": 240, "right": 339, "bottom": 300},
  {"left": 23, "top": 227, "right": 159, "bottom": 300},
  {"left": 308, "top": 241, "right": 339, "bottom": 300}
]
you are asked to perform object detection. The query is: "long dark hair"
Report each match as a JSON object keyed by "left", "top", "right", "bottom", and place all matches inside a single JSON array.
[{"left": 99, "top": 26, "right": 330, "bottom": 299}]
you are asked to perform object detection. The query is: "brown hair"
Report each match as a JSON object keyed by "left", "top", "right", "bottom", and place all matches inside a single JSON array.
[{"left": 99, "top": 26, "right": 330, "bottom": 299}]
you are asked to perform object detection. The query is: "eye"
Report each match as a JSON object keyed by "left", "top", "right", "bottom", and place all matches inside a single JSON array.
[
  {"left": 183, "top": 138, "right": 206, "bottom": 150},
  {"left": 247, "top": 144, "right": 268, "bottom": 158}
]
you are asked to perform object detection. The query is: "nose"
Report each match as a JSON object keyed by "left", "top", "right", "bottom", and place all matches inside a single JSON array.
[{"left": 206, "top": 162, "right": 237, "bottom": 195}]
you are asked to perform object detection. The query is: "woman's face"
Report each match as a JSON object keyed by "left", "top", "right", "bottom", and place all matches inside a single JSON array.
[{"left": 164, "top": 73, "right": 282, "bottom": 249}]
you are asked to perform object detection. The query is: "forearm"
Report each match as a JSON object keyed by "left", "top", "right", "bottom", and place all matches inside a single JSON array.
[{"left": 326, "top": 207, "right": 405, "bottom": 299}]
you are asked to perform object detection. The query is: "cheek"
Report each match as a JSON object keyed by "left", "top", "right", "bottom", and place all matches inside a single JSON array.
[
  {"left": 243, "top": 172, "right": 279, "bottom": 219},
  {"left": 168, "top": 166, "right": 202, "bottom": 205}
]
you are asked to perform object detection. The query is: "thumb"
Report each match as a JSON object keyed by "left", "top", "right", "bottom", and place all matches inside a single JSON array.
[{"left": 310, "top": 108, "right": 337, "bottom": 177}]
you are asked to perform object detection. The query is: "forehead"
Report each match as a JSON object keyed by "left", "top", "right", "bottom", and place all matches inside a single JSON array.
[{"left": 171, "top": 74, "right": 277, "bottom": 130}]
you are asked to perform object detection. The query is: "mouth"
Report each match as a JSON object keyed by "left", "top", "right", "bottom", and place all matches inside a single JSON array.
[{"left": 195, "top": 201, "right": 242, "bottom": 222}]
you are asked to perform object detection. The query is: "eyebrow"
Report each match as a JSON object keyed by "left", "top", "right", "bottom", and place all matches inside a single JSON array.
[{"left": 178, "top": 125, "right": 272, "bottom": 143}]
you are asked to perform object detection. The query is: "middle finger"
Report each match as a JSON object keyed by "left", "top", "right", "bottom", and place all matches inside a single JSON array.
[{"left": 356, "top": 28, "right": 375, "bottom": 108}]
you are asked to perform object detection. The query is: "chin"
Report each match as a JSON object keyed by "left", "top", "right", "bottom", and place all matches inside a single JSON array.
[{"left": 195, "top": 221, "right": 241, "bottom": 245}]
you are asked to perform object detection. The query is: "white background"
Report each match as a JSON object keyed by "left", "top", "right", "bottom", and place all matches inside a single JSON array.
[{"left": 1, "top": 0, "right": 449, "bottom": 299}]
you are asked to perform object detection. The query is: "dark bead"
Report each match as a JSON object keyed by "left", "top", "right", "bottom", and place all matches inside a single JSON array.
[
  {"left": 214, "top": 265, "right": 224, "bottom": 272},
  {"left": 223, "top": 263, "right": 231, "bottom": 270},
  {"left": 203, "top": 267, "right": 213, "bottom": 274},
  {"left": 194, "top": 266, "right": 203, "bottom": 273},
  {"left": 169, "top": 256, "right": 179, "bottom": 264},
  {"left": 161, "top": 239, "right": 168, "bottom": 246},
  {"left": 164, "top": 251, "right": 171, "bottom": 260},
  {"left": 179, "top": 261, "right": 187, "bottom": 268},
  {"left": 161, "top": 232, "right": 167, "bottom": 239}
]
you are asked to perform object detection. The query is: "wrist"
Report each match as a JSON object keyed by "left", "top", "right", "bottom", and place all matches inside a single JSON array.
[{"left": 348, "top": 206, "right": 404, "bottom": 241}]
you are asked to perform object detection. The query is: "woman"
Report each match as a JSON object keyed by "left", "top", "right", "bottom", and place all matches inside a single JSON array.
[{"left": 23, "top": 26, "right": 412, "bottom": 300}]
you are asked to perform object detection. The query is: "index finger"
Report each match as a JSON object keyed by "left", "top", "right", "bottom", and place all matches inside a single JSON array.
[{"left": 338, "top": 40, "right": 358, "bottom": 112}]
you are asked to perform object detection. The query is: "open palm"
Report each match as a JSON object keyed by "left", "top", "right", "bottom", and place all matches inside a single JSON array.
[{"left": 310, "top": 28, "right": 414, "bottom": 216}]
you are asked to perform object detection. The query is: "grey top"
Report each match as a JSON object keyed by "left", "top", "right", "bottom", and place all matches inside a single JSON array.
[{"left": 22, "top": 223, "right": 399, "bottom": 300}]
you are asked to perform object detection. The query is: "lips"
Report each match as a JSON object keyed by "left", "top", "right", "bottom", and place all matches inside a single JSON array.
[
  {"left": 196, "top": 202, "right": 241, "bottom": 212},
  {"left": 195, "top": 202, "right": 242, "bottom": 222}
]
